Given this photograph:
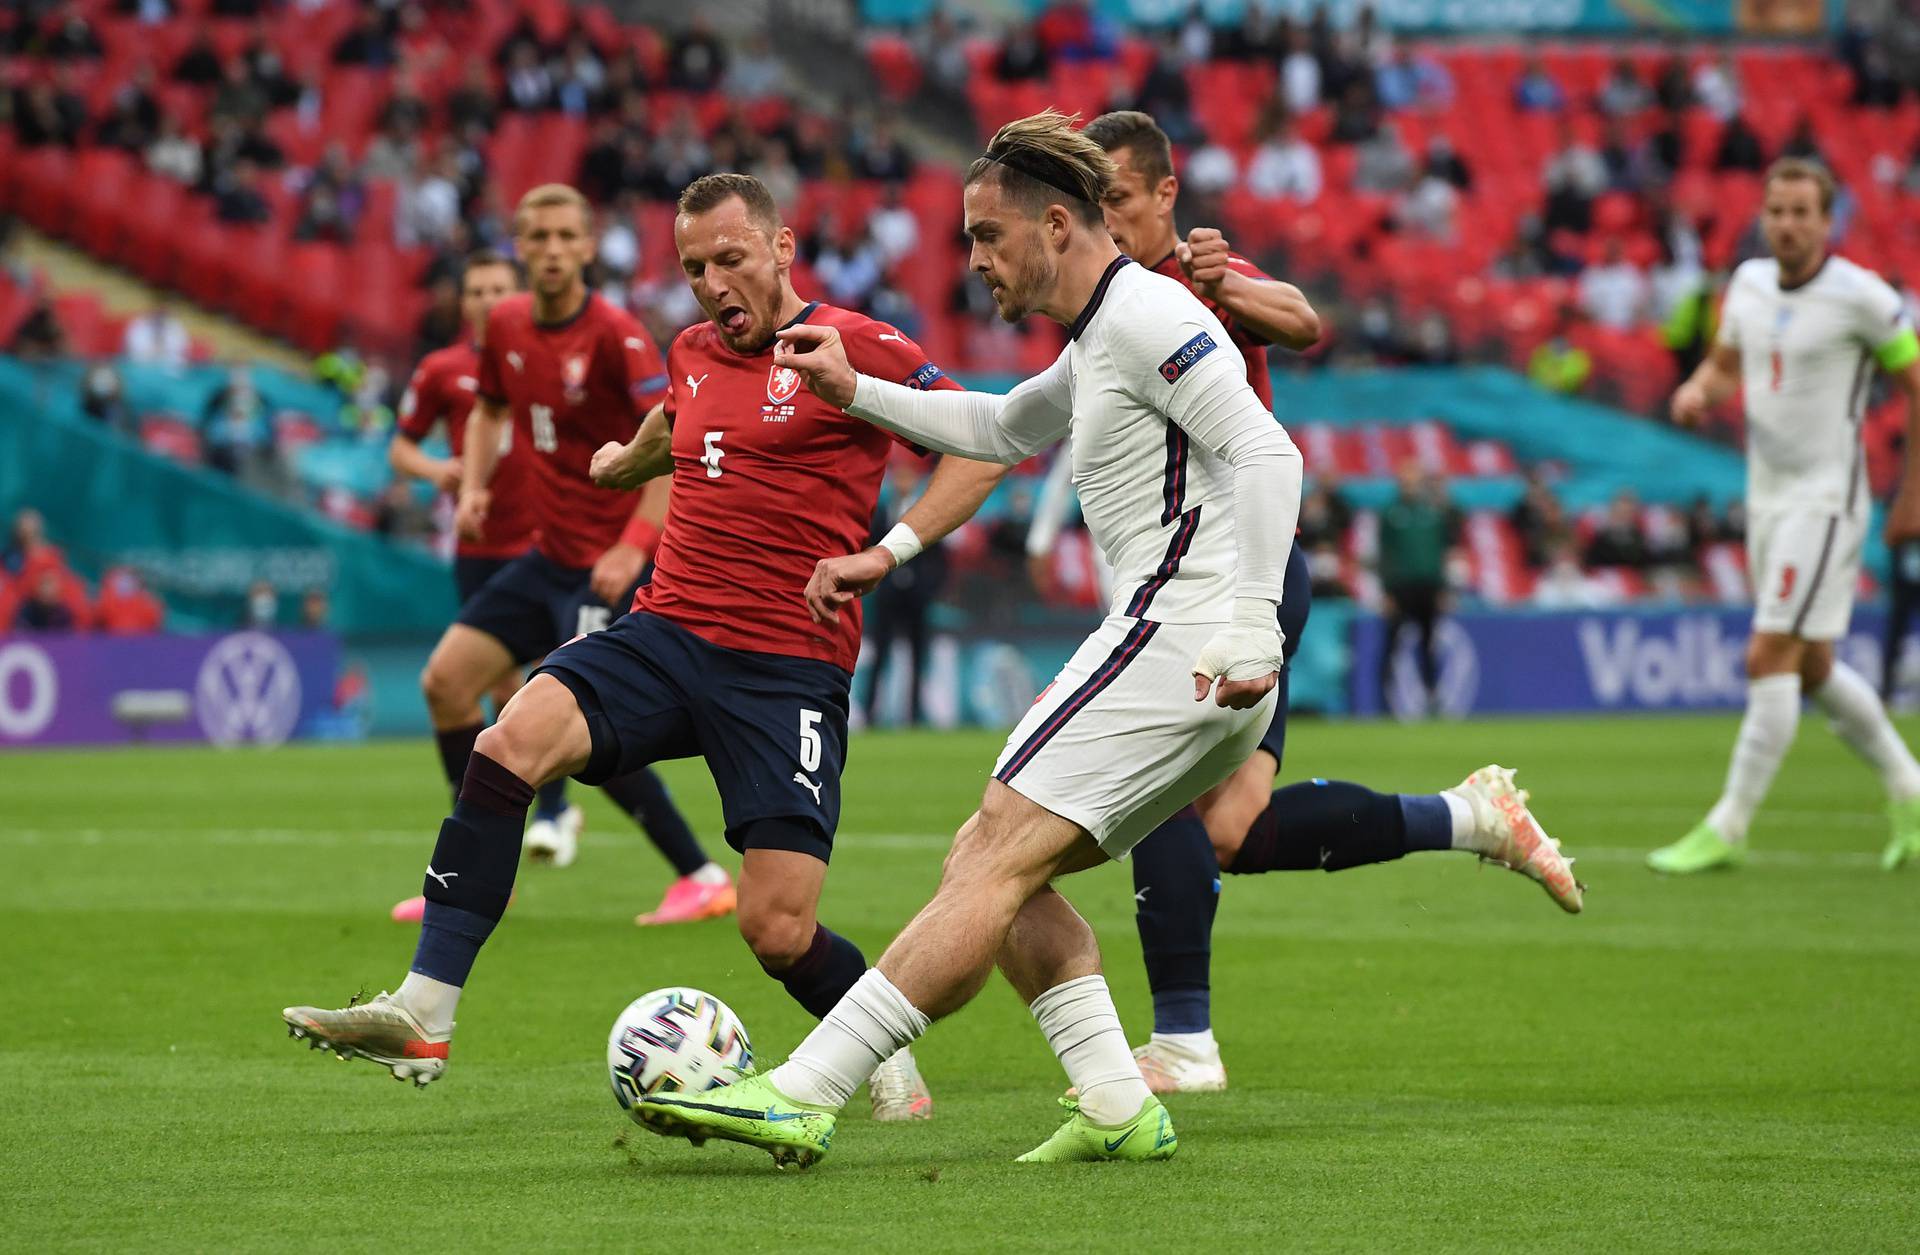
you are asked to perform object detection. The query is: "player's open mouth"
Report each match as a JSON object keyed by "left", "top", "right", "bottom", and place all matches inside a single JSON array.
[{"left": 719, "top": 306, "right": 750, "bottom": 336}]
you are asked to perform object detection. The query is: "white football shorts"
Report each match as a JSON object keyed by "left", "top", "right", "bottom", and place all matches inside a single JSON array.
[{"left": 1748, "top": 507, "right": 1865, "bottom": 642}]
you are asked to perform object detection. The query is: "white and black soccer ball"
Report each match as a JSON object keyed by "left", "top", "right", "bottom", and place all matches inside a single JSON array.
[{"left": 607, "top": 987, "right": 752, "bottom": 1115}]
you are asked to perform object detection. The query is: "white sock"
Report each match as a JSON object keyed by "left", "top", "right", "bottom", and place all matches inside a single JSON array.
[
  {"left": 1150, "top": 1028, "right": 1217, "bottom": 1055},
  {"left": 770, "top": 969, "right": 929, "bottom": 1109},
  {"left": 689, "top": 862, "right": 730, "bottom": 887},
  {"left": 395, "top": 971, "right": 460, "bottom": 1036},
  {"left": 1814, "top": 660, "right": 1920, "bottom": 802},
  {"left": 1705, "top": 674, "right": 1802, "bottom": 843},
  {"left": 1030, "top": 975, "right": 1152, "bottom": 1126},
  {"left": 1441, "top": 791, "right": 1478, "bottom": 849}
]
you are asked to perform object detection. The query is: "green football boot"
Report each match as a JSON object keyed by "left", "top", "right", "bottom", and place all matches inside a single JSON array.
[
  {"left": 1646, "top": 821, "right": 1746, "bottom": 874},
  {"left": 635, "top": 1071, "right": 836, "bottom": 1170},
  {"left": 1015, "top": 1095, "right": 1177, "bottom": 1164},
  {"left": 1882, "top": 797, "right": 1920, "bottom": 870}
]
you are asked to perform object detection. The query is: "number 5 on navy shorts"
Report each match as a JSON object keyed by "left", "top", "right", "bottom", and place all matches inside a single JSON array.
[{"left": 535, "top": 611, "right": 852, "bottom": 862}]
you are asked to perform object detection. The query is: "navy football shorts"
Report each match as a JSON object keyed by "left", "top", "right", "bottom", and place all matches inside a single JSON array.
[
  {"left": 1254, "top": 544, "right": 1314, "bottom": 769},
  {"left": 536, "top": 611, "right": 852, "bottom": 863},
  {"left": 456, "top": 550, "right": 640, "bottom": 666},
  {"left": 454, "top": 553, "right": 519, "bottom": 606}
]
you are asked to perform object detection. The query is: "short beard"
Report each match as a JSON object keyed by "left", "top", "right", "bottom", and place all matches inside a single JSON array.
[{"left": 996, "top": 239, "right": 1056, "bottom": 323}]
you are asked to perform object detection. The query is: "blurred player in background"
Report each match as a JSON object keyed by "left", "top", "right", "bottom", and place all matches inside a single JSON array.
[
  {"left": 1650, "top": 158, "right": 1920, "bottom": 874},
  {"left": 285, "top": 173, "right": 1000, "bottom": 1120},
  {"left": 398, "top": 185, "right": 730, "bottom": 925},
  {"left": 385, "top": 250, "right": 581, "bottom": 923}
]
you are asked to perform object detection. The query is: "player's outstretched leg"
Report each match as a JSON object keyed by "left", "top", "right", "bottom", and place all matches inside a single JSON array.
[
  {"left": 1805, "top": 658, "right": 1920, "bottom": 869},
  {"left": 600, "top": 768, "right": 734, "bottom": 923},
  {"left": 1127, "top": 807, "right": 1227, "bottom": 1094},
  {"left": 523, "top": 777, "right": 582, "bottom": 869},
  {"left": 284, "top": 675, "right": 591, "bottom": 1085},
  {"left": 635, "top": 784, "right": 1123, "bottom": 1166}
]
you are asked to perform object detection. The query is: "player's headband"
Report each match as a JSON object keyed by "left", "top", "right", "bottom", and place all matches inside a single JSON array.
[{"left": 986, "top": 152, "right": 1094, "bottom": 206}]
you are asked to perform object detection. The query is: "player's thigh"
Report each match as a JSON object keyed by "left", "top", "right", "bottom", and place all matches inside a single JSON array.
[
  {"left": 938, "top": 780, "right": 1103, "bottom": 897},
  {"left": 423, "top": 622, "right": 518, "bottom": 704},
  {"left": 683, "top": 633, "right": 852, "bottom": 861},
  {"left": 992, "top": 615, "right": 1274, "bottom": 861},
  {"left": 1195, "top": 749, "right": 1278, "bottom": 858},
  {"left": 479, "top": 673, "right": 594, "bottom": 784},
  {"left": 533, "top": 613, "right": 700, "bottom": 786},
  {"left": 1749, "top": 509, "right": 1860, "bottom": 645}
]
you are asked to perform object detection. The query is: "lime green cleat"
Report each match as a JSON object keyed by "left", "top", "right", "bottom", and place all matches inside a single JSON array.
[
  {"left": 634, "top": 1071, "right": 836, "bottom": 1170},
  {"left": 1015, "top": 1095, "right": 1177, "bottom": 1164},
  {"left": 1647, "top": 821, "right": 1746, "bottom": 874},
  {"left": 1883, "top": 798, "right": 1920, "bottom": 870}
]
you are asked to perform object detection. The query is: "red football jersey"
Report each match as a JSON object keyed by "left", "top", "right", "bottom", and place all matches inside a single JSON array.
[
  {"left": 1148, "top": 250, "right": 1275, "bottom": 411},
  {"left": 633, "top": 302, "right": 958, "bottom": 671},
  {"left": 475, "top": 293, "right": 669, "bottom": 569},
  {"left": 397, "top": 341, "right": 539, "bottom": 559}
]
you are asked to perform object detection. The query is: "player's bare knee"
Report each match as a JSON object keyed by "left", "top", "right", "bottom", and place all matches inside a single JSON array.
[
  {"left": 1746, "top": 633, "right": 1803, "bottom": 679},
  {"left": 1799, "top": 642, "right": 1834, "bottom": 689},
  {"left": 739, "top": 902, "right": 813, "bottom": 969},
  {"left": 471, "top": 719, "right": 540, "bottom": 781},
  {"left": 420, "top": 656, "right": 472, "bottom": 716}
]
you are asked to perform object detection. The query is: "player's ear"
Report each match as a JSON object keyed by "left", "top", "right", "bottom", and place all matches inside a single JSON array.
[
  {"left": 773, "top": 224, "right": 796, "bottom": 271},
  {"left": 1045, "top": 202, "right": 1072, "bottom": 251},
  {"left": 1159, "top": 174, "right": 1179, "bottom": 214}
]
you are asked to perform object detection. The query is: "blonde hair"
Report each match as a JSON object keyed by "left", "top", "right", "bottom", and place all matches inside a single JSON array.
[
  {"left": 965, "top": 109, "right": 1115, "bottom": 226},
  {"left": 1765, "top": 157, "right": 1836, "bottom": 214},
  {"left": 514, "top": 183, "right": 593, "bottom": 233}
]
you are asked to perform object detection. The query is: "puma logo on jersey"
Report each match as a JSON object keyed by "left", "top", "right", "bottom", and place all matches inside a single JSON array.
[
  {"left": 686, "top": 373, "right": 708, "bottom": 397},
  {"left": 506, "top": 351, "right": 524, "bottom": 373},
  {"left": 877, "top": 332, "right": 905, "bottom": 343},
  {"left": 625, "top": 337, "right": 646, "bottom": 351},
  {"left": 792, "top": 773, "right": 823, "bottom": 805},
  {"left": 456, "top": 376, "right": 477, "bottom": 391}
]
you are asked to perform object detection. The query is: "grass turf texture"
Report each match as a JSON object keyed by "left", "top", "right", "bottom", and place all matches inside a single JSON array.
[{"left": 5, "top": 715, "right": 1917, "bottom": 1253}]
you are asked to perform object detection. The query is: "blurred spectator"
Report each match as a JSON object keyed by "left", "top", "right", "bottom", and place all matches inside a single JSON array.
[
  {"left": 118, "top": 0, "right": 178, "bottom": 23},
  {"left": 1693, "top": 55, "right": 1742, "bottom": 121},
  {"left": 815, "top": 225, "right": 885, "bottom": 310},
  {"left": 10, "top": 298, "right": 67, "bottom": 360},
  {"left": 241, "top": 578, "right": 278, "bottom": 629},
  {"left": 1654, "top": 54, "right": 1693, "bottom": 112},
  {"left": 1851, "top": 45, "right": 1904, "bottom": 107},
  {"left": 360, "top": 122, "right": 420, "bottom": 182},
  {"left": 1398, "top": 164, "right": 1459, "bottom": 241},
  {"left": 43, "top": 5, "right": 103, "bottom": 60},
  {"left": 868, "top": 185, "right": 920, "bottom": 266},
  {"left": 995, "top": 22, "right": 1051, "bottom": 82},
  {"left": 333, "top": 10, "right": 395, "bottom": 68},
  {"left": 1779, "top": 115, "right": 1823, "bottom": 161},
  {"left": 201, "top": 365, "right": 272, "bottom": 479},
  {"left": 399, "top": 152, "right": 463, "bottom": 247},
  {"left": 1280, "top": 27, "right": 1321, "bottom": 115},
  {"left": 1532, "top": 540, "right": 1620, "bottom": 609},
  {"left": 1424, "top": 135, "right": 1472, "bottom": 190},
  {"left": 81, "top": 364, "right": 136, "bottom": 434},
  {"left": 414, "top": 274, "right": 461, "bottom": 356},
  {"left": 95, "top": 65, "right": 162, "bottom": 151},
  {"left": 1598, "top": 117, "right": 1652, "bottom": 192},
  {"left": 1177, "top": 4, "right": 1213, "bottom": 64},
  {"left": 300, "top": 587, "right": 330, "bottom": 630},
  {"left": 1513, "top": 55, "right": 1565, "bottom": 112},
  {"left": 1353, "top": 121, "right": 1415, "bottom": 193},
  {"left": 211, "top": 57, "right": 268, "bottom": 126},
  {"left": 1404, "top": 312, "right": 1459, "bottom": 365},
  {"left": 553, "top": 36, "right": 607, "bottom": 117},
  {"left": 1131, "top": 35, "right": 1195, "bottom": 144},
  {"left": 1297, "top": 480, "right": 1353, "bottom": 550},
  {"left": 1329, "top": 78, "right": 1380, "bottom": 144},
  {"left": 851, "top": 118, "right": 915, "bottom": 183},
  {"left": 1597, "top": 56, "right": 1652, "bottom": 117},
  {"left": 18, "top": 568, "right": 77, "bottom": 632},
  {"left": 1377, "top": 461, "right": 1460, "bottom": 717},
  {"left": 598, "top": 195, "right": 640, "bottom": 286},
  {"left": 1246, "top": 119, "right": 1322, "bottom": 202},
  {"left": 863, "top": 461, "right": 947, "bottom": 727},
  {"left": 4, "top": 509, "right": 48, "bottom": 575},
  {"left": 13, "top": 78, "right": 88, "bottom": 148},
  {"left": 1219, "top": 6, "right": 1283, "bottom": 60},
  {"left": 145, "top": 115, "right": 204, "bottom": 185},
  {"left": 1510, "top": 469, "right": 1573, "bottom": 567},
  {"left": 447, "top": 58, "right": 498, "bottom": 132},
  {"left": 1579, "top": 239, "right": 1650, "bottom": 329},
  {"left": 1543, "top": 121, "right": 1606, "bottom": 233},
  {"left": 95, "top": 567, "right": 164, "bottom": 634},
  {"left": 1528, "top": 309, "right": 1594, "bottom": 395},
  {"left": 912, "top": 10, "right": 975, "bottom": 98},
  {"left": 244, "top": 24, "right": 296, "bottom": 108},
  {"left": 296, "top": 183, "right": 353, "bottom": 243},
  {"left": 1584, "top": 491, "right": 1650, "bottom": 568},
  {"left": 725, "top": 32, "right": 786, "bottom": 99},
  {"left": 501, "top": 39, "right": 554, "bottom": 112},
  {"left": 1715, "top": 115, "right": 1767, "bottom": 172},
  {"left": 175, "top": 33, "right": 222, "bottom": 84},
  {"left": 1886, "top": 532, "right": 1920, "bottom": 698},
  {"left": 1305, "top": 542, "right": 1350, "bottom": 600},
  {"left": 667, "top": 15, "right": 728, "bottom": 92},
  {"left": 1375, "top": 45, "right": 1452, "bottom": 112},
  {"left": 123, "top": 299, "right": 190, "bottom": 368},
  {"left": 214, "top": 160, "right": 271, "bottom": 225}
]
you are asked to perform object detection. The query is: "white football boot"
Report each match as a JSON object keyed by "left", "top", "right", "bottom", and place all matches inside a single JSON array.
[
  {"left": 1446, "top": 765, "right": 1583, "bottom": 913},
  {"left": 282, "top": 992, "right": 449, "bottom": 1086},
  {"left": 868, "top": 1047, "right": 933, "bottom": 1121},
  {"left": 524, "top": 804, "right": 583, "bottom": 868},
  {"left": 1131, "top": 1036, "right": 1228, "bottom": 1094}
]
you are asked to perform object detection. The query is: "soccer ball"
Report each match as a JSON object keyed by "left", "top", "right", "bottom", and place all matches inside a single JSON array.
[{"left": 606, "top": 987, "right": 752, "bottom": 1116}]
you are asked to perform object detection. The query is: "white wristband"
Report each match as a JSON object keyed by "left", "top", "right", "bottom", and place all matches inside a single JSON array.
[{"left": 878, "top": 522, "right": 923, "bottom": 569}]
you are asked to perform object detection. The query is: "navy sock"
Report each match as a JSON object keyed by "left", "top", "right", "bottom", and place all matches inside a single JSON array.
[
  {"left": 1131, "top": 806, "right": 1219, "bottom": 1036},
  {"left": 764, "top": 923, "right": 868, "bottom": 1018},
  {"left": 1227, "top": 779, "right": 1411, "bottom": 873},
  {"left": 1399, "top": 793, "right": 1455, "bottom": 851},
  {"left": 533, "top": 777, "right": 569, "bottom": 822},
  {"left": 433, "top": 722, "right": 483, "bottom": 805},
  {"left": 410, "top": 752, "right": 533, "bottom": 986},
  {"left": 599, "top": 768, "right": 707, "bottom": 877}
]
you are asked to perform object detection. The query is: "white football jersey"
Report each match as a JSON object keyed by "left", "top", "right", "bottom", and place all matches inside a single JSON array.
[
  {"left": 851, "top": 256, "right": 1299, "bottom": 623},
  {"left": 1717, "top": 255, "right": 1910, "bottom": 516}
]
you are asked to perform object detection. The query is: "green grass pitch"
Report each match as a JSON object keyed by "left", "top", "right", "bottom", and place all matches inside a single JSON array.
[{"left": 5, "top": 715, "right": 1918, "bottom": 1252}]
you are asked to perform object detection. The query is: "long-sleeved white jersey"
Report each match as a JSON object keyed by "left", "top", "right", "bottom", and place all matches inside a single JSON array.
[{"left": 849, "top": 256, "right": 1302, "bottom": 624}]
